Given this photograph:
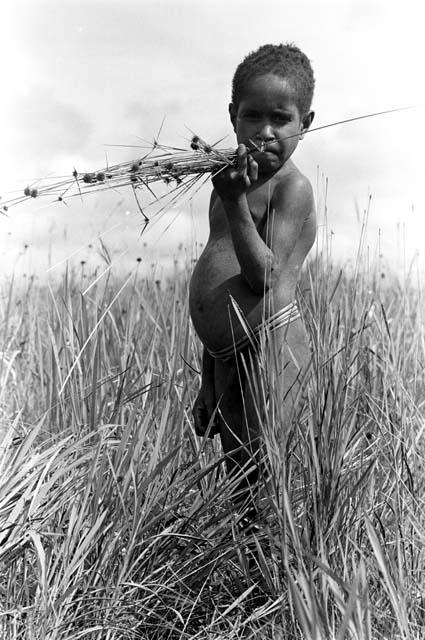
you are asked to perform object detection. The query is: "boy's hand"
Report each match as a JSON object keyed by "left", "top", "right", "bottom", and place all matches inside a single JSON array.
[
  {"left": 192, "top": 386, "right": 220, "bottom": 438},
  {"left": 212, "top": 144, "right": 258, "bottom": 202}
]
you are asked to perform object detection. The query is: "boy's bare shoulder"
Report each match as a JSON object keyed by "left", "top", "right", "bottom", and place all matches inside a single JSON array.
[{"left": 271, "top": 163, "right": 314, "bottom": 219}]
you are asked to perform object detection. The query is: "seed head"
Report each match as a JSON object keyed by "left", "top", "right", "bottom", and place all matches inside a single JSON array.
[
  {"left": 30, "top": 188, "right": 38, "bottom": 198},
  {"left": 24, "top": 186, "right": 31, "bottom": 196}
]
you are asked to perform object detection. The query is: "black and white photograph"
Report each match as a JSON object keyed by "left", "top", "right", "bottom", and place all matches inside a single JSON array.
[{"left": 0, "top": 1, "right": 423, "bottom": 638}]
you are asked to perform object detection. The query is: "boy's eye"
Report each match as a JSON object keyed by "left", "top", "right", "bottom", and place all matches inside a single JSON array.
[
  {"left": 273, "top": 113, "right": 291, "bottom": 123},
  {"left": 240, "top": 111, "right": 292, "bottom": 124},
  {"left": 242, "top": 111, "right": 261, "bottom": 120}
]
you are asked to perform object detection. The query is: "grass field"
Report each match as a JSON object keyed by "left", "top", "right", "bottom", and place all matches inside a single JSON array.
[{"left": 0, "top": 234, "right": 424, "bottom": 639}]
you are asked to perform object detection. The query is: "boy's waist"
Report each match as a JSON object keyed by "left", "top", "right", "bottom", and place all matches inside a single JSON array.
[{"left": 207, "top": 301, "right": 301, "bottom": 362}]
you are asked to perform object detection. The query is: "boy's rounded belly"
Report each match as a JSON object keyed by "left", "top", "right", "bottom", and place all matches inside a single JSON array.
[{"left": 189, "top": 237, "right": 296, "bottom": 351}]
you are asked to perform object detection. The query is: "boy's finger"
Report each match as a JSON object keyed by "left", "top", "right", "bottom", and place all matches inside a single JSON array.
[
  {"left": 194, "top": 417, "right": 208, "bottom": 437},
  {"left": 193, "top": 404, "right": 206, "bottom": 431},
  {"left": 237, "top": 143, "right": 247, "bottom": 157},
  {"left": 248, "top": 156, "right": 258, "bottom": 183},
  {"left": 208, "top": 422, "right": 220, "bottom": 438},
  {"left": 194, "top": 402, "right": 218, "bottom": 437},
  {"left": 237, "top": 144, "right": 248, "bottom": 175}
]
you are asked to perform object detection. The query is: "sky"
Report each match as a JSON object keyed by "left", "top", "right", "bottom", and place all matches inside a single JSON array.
[{"left": 0, "top": 0, "right": 424, "bottom": 282}]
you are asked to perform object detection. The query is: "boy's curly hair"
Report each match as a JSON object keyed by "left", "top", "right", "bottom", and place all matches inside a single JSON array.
[{"left": 232, "top": 43, "right": 315, "bottom": 117}]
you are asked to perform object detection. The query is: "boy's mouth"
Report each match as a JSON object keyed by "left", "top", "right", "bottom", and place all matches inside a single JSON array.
[
  {"left": 251, "top": 147, "right": 280, "bottom": 159},
  {"left": 249, "top": 140, "right": 280, "bottom": 155}
]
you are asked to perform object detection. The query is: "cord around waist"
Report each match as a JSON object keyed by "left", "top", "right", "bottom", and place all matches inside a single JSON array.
[{"left": 207, "top": 301, "right": 301, "bottom": 362}]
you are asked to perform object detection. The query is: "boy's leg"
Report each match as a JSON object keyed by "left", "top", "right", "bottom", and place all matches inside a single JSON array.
[
  {"left": 213, "top": 320, "right": 311, "bottom": 506},
  {"left": 269, "top": 319, "right": 311, "bottom": 424},
  {"left": 243, "top": 319, "right": 311, "bottom": 485},
  {"left": 214, "top": 357, "right": 260, "bottom": 506}
]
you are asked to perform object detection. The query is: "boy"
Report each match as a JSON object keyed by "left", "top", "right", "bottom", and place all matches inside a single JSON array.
[{"left": 189, "top": 43, "right": 316, "bottom": 503}]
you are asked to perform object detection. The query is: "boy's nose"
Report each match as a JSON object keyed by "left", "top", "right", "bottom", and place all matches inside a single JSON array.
[{"left": 256, "top": 123, "right": 276, "bottom": 141}]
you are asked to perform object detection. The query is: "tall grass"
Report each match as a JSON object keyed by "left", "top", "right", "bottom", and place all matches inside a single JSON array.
[{"left": 0, "top": 243, "right": 424, "bottom": 639}]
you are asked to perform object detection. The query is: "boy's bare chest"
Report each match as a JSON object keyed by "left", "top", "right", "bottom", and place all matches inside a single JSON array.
[{"left": 211, "top": 183, "right": 274, "bottom": 230}]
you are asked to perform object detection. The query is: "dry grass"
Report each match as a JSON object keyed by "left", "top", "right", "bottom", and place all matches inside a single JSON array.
[
  {"left": 0, "top": 137, "right": 235, "bottom": 217},
  {"left": 0, "top": 242, "right": 424, "bottom": 638}
]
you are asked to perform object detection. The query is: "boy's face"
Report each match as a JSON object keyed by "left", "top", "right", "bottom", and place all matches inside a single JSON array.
[{"left": 229, "top": 73, "right": 314, "bottom": 174}]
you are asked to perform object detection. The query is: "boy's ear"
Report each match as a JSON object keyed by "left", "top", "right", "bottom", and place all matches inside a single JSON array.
[
  {"left": 299, "top": 110, "right": 315, "bottom": 140},
  {"left": 229, "top": 103, "right": 237, "bottom": 132}
]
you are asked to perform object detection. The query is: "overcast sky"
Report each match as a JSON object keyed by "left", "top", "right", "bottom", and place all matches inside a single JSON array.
[{"left": 0, "top": 0, "right": 423, "bottom": 281}]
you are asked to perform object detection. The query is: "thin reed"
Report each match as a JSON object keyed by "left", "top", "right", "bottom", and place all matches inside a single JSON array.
[
  {"left": 0, "top": 245, "right": 424, "bottom": 639},
  {"left": 0, "top": 107, "right": 412, "bottom": 215}
]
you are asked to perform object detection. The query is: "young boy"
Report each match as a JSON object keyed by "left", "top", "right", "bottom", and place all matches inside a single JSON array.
[{"left": 189, "top": 43, "right": 316, "bottom": 501}]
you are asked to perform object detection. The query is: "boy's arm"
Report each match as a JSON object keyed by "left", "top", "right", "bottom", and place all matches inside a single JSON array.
[
  {"left": 200, "top": 346, "right": 215, "bottom": 382},
  {"left": 268, "top": 175, "right": 315, "bottom": 266},
  {"left": 213, "top": 146, "right": 314, "bottom": 293},
  {"left": 221, "top": 195, "right": 276, "bottom": 293},
  {"left": 213, "top": 146, "right": 275, "bottom": 293}
]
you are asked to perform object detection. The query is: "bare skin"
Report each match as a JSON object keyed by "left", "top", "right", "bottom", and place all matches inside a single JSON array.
[{"left": 189, "top": 73, "right": 316, "bottom": 498}]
